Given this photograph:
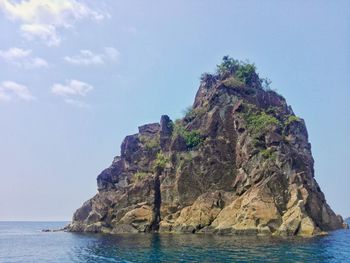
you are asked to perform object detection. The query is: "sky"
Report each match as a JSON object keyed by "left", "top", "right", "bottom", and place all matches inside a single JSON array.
[{"left": 0, "top": 0, "right": 349, "bottom": 221}]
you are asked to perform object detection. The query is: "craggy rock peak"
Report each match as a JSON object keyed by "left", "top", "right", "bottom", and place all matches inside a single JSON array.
[{"left": 68, "top": 56, "right": 348, "bottom": 236}]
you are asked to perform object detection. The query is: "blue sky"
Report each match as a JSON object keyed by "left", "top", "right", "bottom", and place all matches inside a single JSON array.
[{"left": 0, "top": 0, "right": 349, "bottom": 220}]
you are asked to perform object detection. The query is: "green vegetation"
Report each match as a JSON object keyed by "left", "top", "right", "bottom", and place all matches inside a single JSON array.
[
  {"left": 177, "top": 151, "right": 197, "bottom": 162},
  {"left": 285, "top": 115, "right": 301, "bottom": 126},
  {"left": 173, "top": 121, "right": 204, "bottom": 149},
  {"left": 200, "top": 72, "right": 215, "bottom": 83},
  {"left": 222, "top": 77, "right": 244, "bottom": 88},
  {"left": 209, "top": 56, "right": 276, "bottom": 91},
  {"left": 133, "top": 172, "right": 149, "bottom": 181},
  {"left": 183, "top": 106, "right": 195, "bottom": 119},
  {"left": 216, "top": 55, "right": 240, "bottom": 75},
  {"left": 265, "top": 106, "right": 278, "bottom": 116},
  {"left": 172, "top": 119, "right": 185, "bottom": 137},
  {"left": 216, "top": 56, "right": 257, "bottom": 86},
  {"left": 153, "top": 152, "right": 169, "bottom": 171},
  {"left": 139, "top": 134, "right": 160, "bottom": 151},
  {"left": 245, "top": 111, "right": 280, "bottom": 137},
  {"left": 183, "top": 106, "right": 208, "bottom": 120},
  {"left": 261, "top": 148, "right": 277, "bottom": 161},
  {"left": 175, "top": 152, "right": 196, "bottom": 171},
  {"left": 199, "top": 56, "right": 278, "bottom": 91},
  {"left": 184, "top": 130, "right": 203, "bottom": 149},
  {"left": 235, "top": 63, "right": 256, "bottom": 86}
]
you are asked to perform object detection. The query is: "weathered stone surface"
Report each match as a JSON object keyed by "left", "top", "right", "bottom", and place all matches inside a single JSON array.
[
  {"left": 67, "top": 62, "right": 347, "bottom": 236},
  {"left": 138, "top": 123, "right": 160, "bottom": 135},
  {"left": 160, "top": 115, "right": 173, "bottom": 136}
]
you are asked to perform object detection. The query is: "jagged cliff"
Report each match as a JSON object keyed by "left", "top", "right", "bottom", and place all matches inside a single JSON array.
[{"left": 68, "top": 57, "right": 347, "bottom": 236}]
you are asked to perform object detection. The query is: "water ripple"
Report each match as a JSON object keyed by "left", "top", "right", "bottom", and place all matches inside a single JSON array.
[{"left": 0, "top": 222, "right": 349, "bottom": 262}]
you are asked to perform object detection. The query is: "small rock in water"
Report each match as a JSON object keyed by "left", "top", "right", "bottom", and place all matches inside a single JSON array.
[{"left": 41, "top": 228, "right": 63, "bottom": 232}]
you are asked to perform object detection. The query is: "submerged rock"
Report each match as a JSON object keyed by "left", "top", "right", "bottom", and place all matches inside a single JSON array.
[
  {"left": 41, "top": 228, "right": 64, "bottom": 232},
  {"left": 67, "top": 57, "right": 347, "bottom": 236}
]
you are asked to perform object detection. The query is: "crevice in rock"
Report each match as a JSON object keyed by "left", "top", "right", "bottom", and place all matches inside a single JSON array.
[
  {"left": 294, "top": 221, "right": 301, "bottom": 235},
  {"left": 149, "top": 170, "right": 161, "bottom": 231}
]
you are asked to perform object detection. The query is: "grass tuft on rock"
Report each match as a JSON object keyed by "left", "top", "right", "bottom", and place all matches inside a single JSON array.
[{"left": 173, "top": 121, "right": 204, "bottom": 150}]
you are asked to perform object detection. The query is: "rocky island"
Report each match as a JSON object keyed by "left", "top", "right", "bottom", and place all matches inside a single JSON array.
[{"left": 67, "top": 56, "right": 347, "bottom": 236}]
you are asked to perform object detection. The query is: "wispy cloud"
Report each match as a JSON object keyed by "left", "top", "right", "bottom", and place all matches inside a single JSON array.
[
  {"left": 0, "top": 0, "right": 109, "bottom": 46},
  {"left": 21, "top": 24, "right": 61, "bottom": 46},
  {"left": 0, "top": 47, "right": 48, "bottom": 69},
  {"left": 51, "top": 79, "right": 93, "bottom": 96},
  {"left": 64, "top": 47, "right": 119, "bottom": 66},
  {"left": 51, "top": 79, "right": 93, "bottom": 107},
  {"left": 0, "top": 47, "right": 30, "bottom": 59},
  {"left": 0, "top": 81, "right": 36, "bottom": 102},
  {"left": 104, "top": 47, "right": 119, "bottom": 61},
  {"left": 64, "top": 50, "right": 104, "bottom": 66}
]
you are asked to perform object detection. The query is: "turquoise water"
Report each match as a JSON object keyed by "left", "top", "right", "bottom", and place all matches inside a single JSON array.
[{"left": 0, "top": 221, "right": 349, "bottom": 262}]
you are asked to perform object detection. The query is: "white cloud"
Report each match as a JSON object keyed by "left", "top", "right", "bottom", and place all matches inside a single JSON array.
[
  {"left": 0, "top": 47, "right": 30, "bottom": 60},
  {"left": 0, "top": 81, "right": 36, "bottom": 101},
  {"left": 21, "top": 23, "right": 60, "bottom": 46},
  {"left": 51, "top": 79, "right": 93, "bottom": 107},
  {"left": 64, "top": 47, "right": 119, "bottom": 66},
  {"left": 0, "top": 47, "right": 48, "bottom": 68},
  {"left": 0, "top": 0, "right": 109, "bottom": 46},
  {"left": 51, "top": 79, "right": 93, "bottom": 97},
  {"left": 64, "top": 50, "right": 104, "bottom": 66}
]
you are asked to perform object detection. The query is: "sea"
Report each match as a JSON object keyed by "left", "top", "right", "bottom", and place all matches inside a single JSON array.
[{"left": 0, "top": 220, "right": 349, "bottom": 262}]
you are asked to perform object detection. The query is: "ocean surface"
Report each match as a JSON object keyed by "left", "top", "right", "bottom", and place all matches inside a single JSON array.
[{"left": 0, "top": 221, "right": 349, "bottom": 262}]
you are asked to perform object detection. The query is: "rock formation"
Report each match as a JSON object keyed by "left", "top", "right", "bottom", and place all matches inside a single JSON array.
[{"left": 67, "top": 57, "right": 347, "bottom": 236}]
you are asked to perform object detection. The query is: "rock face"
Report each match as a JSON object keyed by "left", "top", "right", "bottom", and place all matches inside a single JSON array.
[{"left": 68, "top": 57, "right": 347, "bottom": 236}]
